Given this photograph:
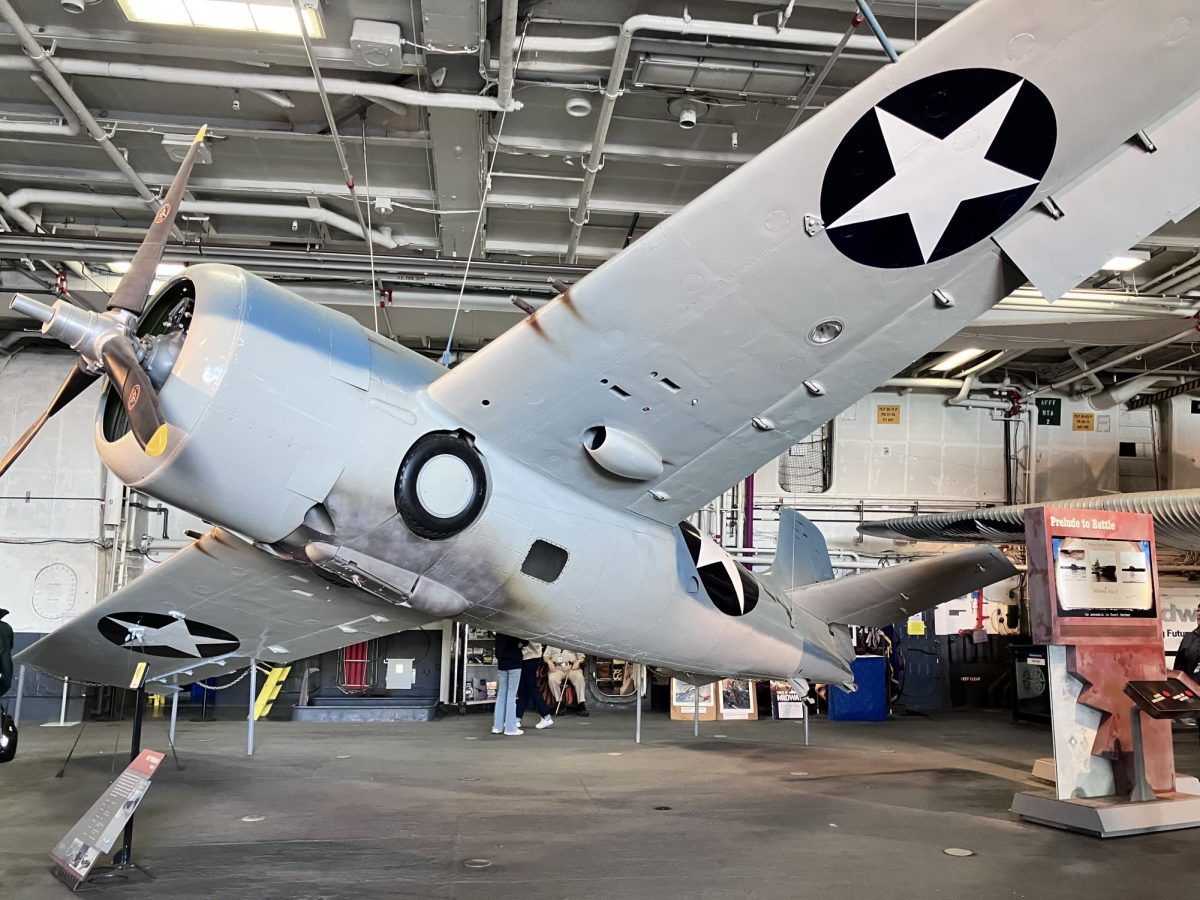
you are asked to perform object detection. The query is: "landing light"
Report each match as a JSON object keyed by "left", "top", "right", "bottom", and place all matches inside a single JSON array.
[
  {"left": 117, "top": 0, "right": 325, "bottom": 39},
  {"left": 929, "top": 348, "right": 986, "bottom": 372},
  {"left": 1101, "top": 251, "right": 1150, "bottom": 272}
]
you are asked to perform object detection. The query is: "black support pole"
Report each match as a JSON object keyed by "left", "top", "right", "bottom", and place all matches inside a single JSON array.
[{"left": 112, "top": 685, "right": 146, "bottom": 867}]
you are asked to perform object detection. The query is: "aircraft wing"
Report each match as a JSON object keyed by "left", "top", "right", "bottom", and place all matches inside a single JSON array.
[
  {"left": 15, "top": 529, "right": 432, "bottom": 691},
  {"left": 430, "top": 0, "right": 1200, "bottom": 525},
  {"left": 859, "top": 490, "right": 1200, "bottom": 553},
  {"left": 792, "top": 545, "right": 1016, "bottom": 627}
]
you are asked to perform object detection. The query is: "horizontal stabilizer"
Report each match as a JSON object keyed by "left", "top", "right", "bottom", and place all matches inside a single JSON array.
[
  {"left": 16, "top": 529, "right": 432, "bottom": 691},
  {"left": 790, "top": 546, "right": 1016, "bottom": 627}
]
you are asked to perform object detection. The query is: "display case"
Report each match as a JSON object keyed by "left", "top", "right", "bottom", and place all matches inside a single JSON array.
[{"left": 454, "top": 623, "right": 498, "bottom": 710}]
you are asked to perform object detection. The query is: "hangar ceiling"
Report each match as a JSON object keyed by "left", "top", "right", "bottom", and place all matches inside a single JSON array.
[{"left": 0, "top": 0, "right": 1199, "bottom": 395}]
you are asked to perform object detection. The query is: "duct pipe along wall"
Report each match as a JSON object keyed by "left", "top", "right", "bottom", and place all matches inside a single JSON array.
[
  {"left": 3, "top": 190, "right": 399, "bottom": 249},
  {"left": 563, "top": 14, "right": 912, "bottom": 262},
  {"left": 0, "top": 57, "right": 517, "bottom": 113}
]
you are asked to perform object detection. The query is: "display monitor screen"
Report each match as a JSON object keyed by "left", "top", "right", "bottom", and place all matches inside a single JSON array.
[{"left": 1052, "top": 537, "right": 1155, "bottom": 618}]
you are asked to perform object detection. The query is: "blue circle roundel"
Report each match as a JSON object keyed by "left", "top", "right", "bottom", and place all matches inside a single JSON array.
[{"left": 820, "top": 68, "right": 1056, "bottom": 269}]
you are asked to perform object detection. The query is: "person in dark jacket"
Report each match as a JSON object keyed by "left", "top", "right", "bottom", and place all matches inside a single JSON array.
[
  {"left": 1175, "top": 604, "right": 1200, "bottom": 678},
  {"left": 0, "top": 609, "right": 13, "bottom": 697},
  {"left": 491, "top": 633, "right": 525, "bottom": 736},
  {"left": 516, "top": 640, "right": 553, "bottom": 730}
]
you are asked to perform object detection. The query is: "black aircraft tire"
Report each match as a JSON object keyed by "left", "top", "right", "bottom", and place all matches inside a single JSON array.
[{"left": 395, "top": 432, "right": 487, "bottom": 540}]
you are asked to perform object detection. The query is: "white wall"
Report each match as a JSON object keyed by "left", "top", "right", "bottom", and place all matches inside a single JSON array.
[
  {"left": 1162, "top": 396, "right": 1200, "bottom": 489},
  {"left": 0, "top": 351, "right": 106, "bottom": 634},
  {"left": 1031, "top": 394, "right": 1120, "bottom": 501}
]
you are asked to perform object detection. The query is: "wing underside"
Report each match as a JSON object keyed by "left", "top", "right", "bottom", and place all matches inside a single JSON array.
[
  {"left": 15, "top": 529, "right": 433, "bottom": 691},
  {"left": 428, "top": 0, "right": 1200, "bottom": 526}
]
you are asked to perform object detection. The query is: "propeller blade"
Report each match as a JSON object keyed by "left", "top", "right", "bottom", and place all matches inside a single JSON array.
[
  {"left": 107, "top": 123, "right": 208, "bottom": 316},
  {"left": 100, "top": 338, "right": 169, "bottom": 456},
  {"left": 0, "top": 364, "right": 98, "bottom": 480}
]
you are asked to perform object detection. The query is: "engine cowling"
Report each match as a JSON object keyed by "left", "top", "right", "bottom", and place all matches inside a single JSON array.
[{"left": 96, "top": 263, "right": 422, "bottom": 543}]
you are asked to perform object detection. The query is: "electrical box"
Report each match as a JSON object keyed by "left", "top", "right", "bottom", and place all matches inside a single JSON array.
[
  {"left": 351, "top": 20, "right": 404, "bottom": 69},
  {"left": 384, "top": 658, "right": 415, "bottom": 690}
]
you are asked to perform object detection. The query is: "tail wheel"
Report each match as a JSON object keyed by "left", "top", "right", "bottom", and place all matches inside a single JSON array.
[{"left": 395, "top": 432, "right": 487, "bottom": 540}]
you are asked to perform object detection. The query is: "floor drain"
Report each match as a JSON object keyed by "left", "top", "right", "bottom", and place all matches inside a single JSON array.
[
  {"left": 464, "top": 859, "right": 492, "bottom": 869},
  {"left": 654, "top": 806, "right": 672, "bottom": 811},
  {"left": 240, "top": 815, "right": 265, "bottom": 823},
  {"left": 943, "top": 848, "right": 974, "bottom": 857}
]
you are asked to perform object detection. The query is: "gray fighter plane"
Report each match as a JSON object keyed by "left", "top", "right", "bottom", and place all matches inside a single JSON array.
[{"left": 7, "top": 0, "right": 1200, "bottom": 693}]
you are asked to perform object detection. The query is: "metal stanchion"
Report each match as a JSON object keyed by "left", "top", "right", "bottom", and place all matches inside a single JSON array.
[
  {"left": 12, "top": 664, "right": 25, "bottom": 727},
  {"left": 635, "top": 665, "right": 643, "bottom": 745},
  {"left": 169, "top": 691, "right": 179, "bottom": 747},
  {"left": 693, "top": 688, "right": 700, "bottom": 738},
  {"left": 247, "top": 660, "right": 256, "bottom": 757}
]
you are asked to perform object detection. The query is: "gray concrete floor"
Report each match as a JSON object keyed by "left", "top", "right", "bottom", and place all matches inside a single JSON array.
[{"left": 3, "top": 707, "right": 1200, "bottom": 899}]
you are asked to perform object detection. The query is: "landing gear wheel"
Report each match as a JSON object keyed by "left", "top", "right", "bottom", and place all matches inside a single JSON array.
[{"left": 395, "top": 432, "right": 487, "bottom": 540}]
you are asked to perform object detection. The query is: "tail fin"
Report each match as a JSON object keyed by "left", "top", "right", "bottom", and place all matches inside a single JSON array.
[{"left": 766, "top": 507, "right": 834, "bottom": 591}]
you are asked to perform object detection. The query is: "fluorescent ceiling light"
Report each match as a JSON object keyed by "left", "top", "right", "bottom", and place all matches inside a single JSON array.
[
  {"left": 1101, "top": 250, "right": 1151, "bottom": 272},
  {"left": 117, "top": 0, "right": 324, "bottom": 38},
  {"left": 929, "top": 348, "right": 986, "bottom": 372},
  {"left": 108, "top": 261, "right": 186, "bottom": 279}
]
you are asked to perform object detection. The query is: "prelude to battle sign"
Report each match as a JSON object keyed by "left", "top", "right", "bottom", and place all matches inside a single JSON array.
[{"left": 50, "top": 749, "right": 164, "bottom": 886}]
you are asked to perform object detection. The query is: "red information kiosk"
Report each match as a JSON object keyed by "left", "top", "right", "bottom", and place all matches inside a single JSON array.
[{"left": 1011, "top": 507, "right": 1200, "bottom": 837}]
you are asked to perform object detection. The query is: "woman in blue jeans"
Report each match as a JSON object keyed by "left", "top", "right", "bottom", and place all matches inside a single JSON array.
[{"left": 492, "top": 633, "right": 525, "bottom": 736}]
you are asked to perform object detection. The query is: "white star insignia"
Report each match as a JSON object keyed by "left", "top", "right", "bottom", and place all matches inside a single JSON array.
[
  {"left": 109, "top": 616, "right": 231, "bottom": 658},
  {"left": 829, "top": 80, "right": 1036, "bottom": 263}
]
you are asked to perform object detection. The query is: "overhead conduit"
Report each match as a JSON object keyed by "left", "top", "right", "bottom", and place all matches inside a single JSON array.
[
  {"left": 3, "top": 189, "right": 400, "bottom": 249},
  {"left": 0, "top": 56, "right": 518, "bottom": 114}
]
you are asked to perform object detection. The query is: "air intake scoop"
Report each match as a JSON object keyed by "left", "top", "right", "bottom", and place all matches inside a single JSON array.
[{"left": 583, "top": 426, "right": 663, "bottom": 481}]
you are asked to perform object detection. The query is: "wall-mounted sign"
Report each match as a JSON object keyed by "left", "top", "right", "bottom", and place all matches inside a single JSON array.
[
  {"left": 876, "top": 404, "right": 901, "bottom": 425},
  {"left": 1191, "top": 399, "right": 1200, "bottom": 415},
  {"left": 1037, "top": 397, "right": 1061, "bottom": 426},
  {"left": 1072, "top": 412, "right": 1095, "bottom": 432}
]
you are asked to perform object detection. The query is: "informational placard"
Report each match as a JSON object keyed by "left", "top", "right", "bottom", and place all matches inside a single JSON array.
[
  {"left": 1052, "top": 537, "right": 1154, "bottom": 618},
  {"left": 718, "top": 678, "right": 758, "bottom": 720},
  {"left": 1072, "top": 412, "right": 1095, "bottom": 431},
  {"left": 669, "top": 679, "right": 717, "bottom": 721},
  {"left": 50, "top": 749, "right": 164, "bottom": 886},
  {"left": 770, "top": 681, "right": 807, "bottom": 719},
  {"left": 875, "top": 404, "right": 901, "bottom": 425},
  {"left": 1036, "top": 397, "right": 1062, "bottom": 426}
]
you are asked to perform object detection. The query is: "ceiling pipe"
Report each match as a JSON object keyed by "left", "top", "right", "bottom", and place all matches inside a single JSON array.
[
  {"left": 0, "top": 75, "right": 80, "bottom": 135},
  {"left": 0, "top": 56, "right": 517, "bottom": 113},
  {"left": 1141, "top": 249, "right": 1200, "bottom": 293},
  {"left": 1024, "top": 326, "right": 1200, "bottom": 400},
  {"left": 562, "top": 14, "right": 913, "bottom": 262},
  {"left": 1126, "top": 374, "right": 1200, "bottom": 410},
  {"left": 2, "top": 189, "right": 398, "bottom": 249},
  {"left": 245, "top": 88, "right": 294, "bottom": 109},
  {"left": 1067, "top": 347, "right": 1104, "bottom": 395},
  {"left": 1088, "top": 375, "right": 1184, "bottom": 410},
  {"left": 882, "top": 377, "right": 1013, "bottom": 410},
  {"left": 0, "top": 0, "right": 183, "bottom": 240},
  {"left": 496, "top": 0, "right": 519, "bottom": 111}
]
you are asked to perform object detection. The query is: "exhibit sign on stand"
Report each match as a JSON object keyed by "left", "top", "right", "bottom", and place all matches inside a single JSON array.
[
  {"left": 1011, "top": 507, "right": 1200, "bottom": 837},
  {"left": 717, "top": 678, "right": 758, "bottom": 721},
  {"left": 50, "top": 749, "right": 164, "bottom": 889}
]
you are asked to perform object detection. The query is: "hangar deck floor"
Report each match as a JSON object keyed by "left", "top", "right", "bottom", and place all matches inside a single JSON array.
[{"left": 3, "top": 708, "right": 1199, "bottom": 899}]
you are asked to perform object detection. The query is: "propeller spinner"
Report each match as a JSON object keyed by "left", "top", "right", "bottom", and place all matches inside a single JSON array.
[{"left": 0, "top": 124, "right": 207, "bottom": 479}]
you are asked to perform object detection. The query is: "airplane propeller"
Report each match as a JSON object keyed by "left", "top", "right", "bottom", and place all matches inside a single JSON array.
[{"left": 0, "top": 124, "right": 207, "bottom": 479}]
